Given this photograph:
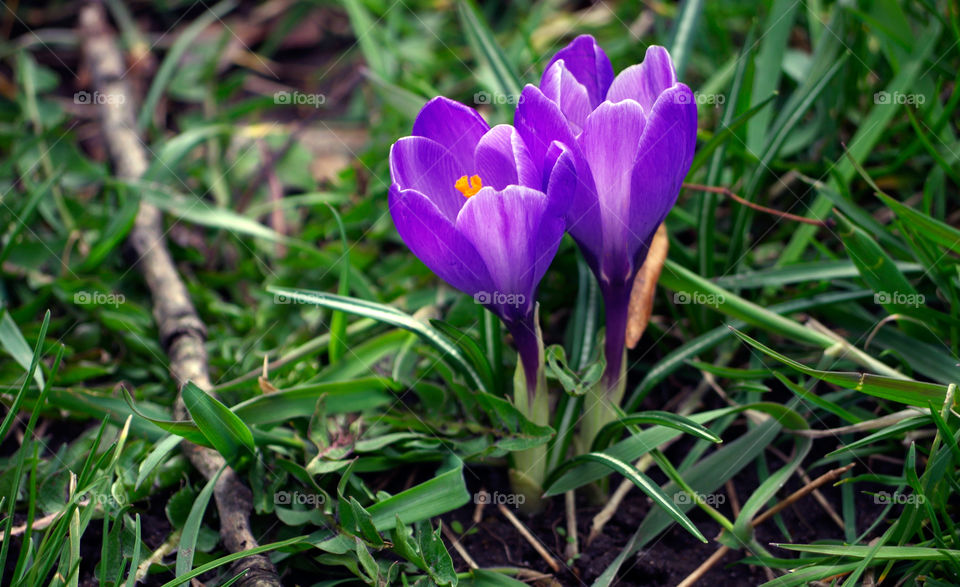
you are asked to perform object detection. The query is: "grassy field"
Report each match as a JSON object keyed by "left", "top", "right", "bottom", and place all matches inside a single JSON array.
[{"left": 1, "top": 1, "right": 959, "bottom": 585}]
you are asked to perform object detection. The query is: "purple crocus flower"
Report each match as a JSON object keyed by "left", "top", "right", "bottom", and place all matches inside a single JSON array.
[
  {"left": 389, "top": 96, "right": 575, "bottom": 390},
  {"left": 514, "top": 36, "right": 698, "bottom": 391}
]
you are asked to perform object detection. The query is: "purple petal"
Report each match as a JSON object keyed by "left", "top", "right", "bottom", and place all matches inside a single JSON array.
[
  {"left": 540, "top": 61, "right": 593, "bottom": 134},
  {"left": 389, "top": 185, "right": 491, "bottom": 295},
  {"left": 534, "top": 146, "right": 571, "bottom": 284},
  {"left": 514, "top": 85, "right": 602, "bottom": 263},
  {"left": 389, "top": 136, "right": 467, "bottom": 222},
  {"left": 543, "top": 35, "right": 614, "bottom": 107},
  {"left": 412, "top": 96, "right": 490, "bottom": 171},
  {"left": 515, "top": 84, "right": 579, "bottom": 183},
  {"left": 542, "top": 140, "right": 576, "bottom": 219},
  {"left": 606, "top": 46, "right": 678, "bottom": 112},
  {"left": 577, "top": 99, "right": 647, "bottom": 281},
  {"left": 628, "top": 83, "right": 697, "bottom": 265},
  {"left": 474, "top": 124, "right": 539, "bottom": 190},
  {"left": 455, "top": 186, "right": 555, "bottom": 320}
]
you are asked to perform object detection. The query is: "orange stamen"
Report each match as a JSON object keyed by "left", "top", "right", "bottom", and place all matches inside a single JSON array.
[{"left": 455, "top": 174, "right": 483, "bottom": 198}]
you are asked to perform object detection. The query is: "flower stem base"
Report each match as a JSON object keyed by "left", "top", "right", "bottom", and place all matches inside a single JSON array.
[{"left": 507, "top": 312, "right": 550, "bottom": 513}]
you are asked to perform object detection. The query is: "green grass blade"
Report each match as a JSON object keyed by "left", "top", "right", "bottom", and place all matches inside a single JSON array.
[
  {"left": 137, "top": 1, "right": 237, "bottom": 130},
  {"left": 625, "top": 290, "right": 872, "bottom": 410},
  {"left": 175, "top": 466, "right": 225, "bottom": 577},
  {"left": 0, "top": 308, "right": 45, "bottom": 390},
  {"left": 774, "top": 544, "right": 960, "bottom": 560},
  {"left": 232, "top": 377, "right": 397, "bottom": 424},
  {"left": 591, "top": 411, "right": 722, "bottom": 452},
  {"left": 341, "top": 0, "right": 389, "bottom": 79},
  {"left": 745, "top": 0, "right": 801, "bottom": 153},
  {"left": 324, "top": 203, "right": 351, "bottom": 364},
  {"left": 0, "top": 310, "right": 50, "bottom": 445},
  {"left": 268, "top": 287, "right": 488, "bottom": 393},
  {"left": 876, "top": 191, "right": 960, "bottom": 255},
  {"left": 591, "top": 416, "right": 788, "bottom": 586},
  {"left": 367, "top": 457, "right": 471, "bottom": 531},
  {"left": 667, "top": 0, "right": 704, "bottom": 79},
  {"left": 181, "top": 382, "right": 256, "bottom": 464},
  {"left": 835, "top": 211, "right": 919, "bottom": 312},
  {"left": 544, "top": 452, "right": 706, "bottom": 542},
  {"left": 122, "top": 387, "right": 210, "bottom": 445},
  {"left": 457, "top": 1, "right": 522, "bottom": 100},
  {"left": 780, "top": 18, "right": 943, "bottom": 263},
  {"left": 159, "top": 536, "right": 307, "bottom": 587},
  {"left": 135, "top": 435, "right": 183, "bottom": 490},
  {"left": 731, "top": 329, "right": 949, "bottom": 407},
  {"left": 659, "top": 259, "right": 834, "bottom": 348},
  {"left": 715, "top": 260, "right": 923, "bottom": 289},
  {"left": 124, "top": 514, "right": 141, "bottom": 587}
]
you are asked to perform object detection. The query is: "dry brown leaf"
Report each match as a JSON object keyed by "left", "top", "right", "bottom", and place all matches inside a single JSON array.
[
  {"left": 626, "top": 223, "right": 669, "bottom": 349},
  {"left": 258, "top": 376, "right": 279, "bottom": 394}
]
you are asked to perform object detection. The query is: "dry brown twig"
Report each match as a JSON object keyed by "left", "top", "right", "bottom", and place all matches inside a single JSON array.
[
  {"left": 676, "top": 463, "right": 855, "bottom": 586},
  {"left": 79, "top": 4, "right": 280, "bottom": 585},
  {"left": 439, "top": 521, "right": 478, "bottom": 570},
  {"left": 563, "top": 490, "right": 578, "bottom": 561},
  {"left": 683, "top": 182, "right": 832, "bottom": 227},
  {"left": 497, "top": 504, "right": 562, "bottom": 574}
]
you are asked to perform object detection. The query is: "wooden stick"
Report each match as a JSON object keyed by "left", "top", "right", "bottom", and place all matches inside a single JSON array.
[
  {"left": 793, "top": 409, "right": 925, "bottom": 438},
  {"left": 675, "top": 545, "right": 730, "bottom": 587},
  {"left": 0, "top": 510, "right": 60, "bottom": 541},
  {"left": 80, "top": 5, "right": 279, "bottom": 585},
  {"left": 440, "top": 521, "right": 478, "bottom": 570},
  {"left": 725, "top": 479, "right": 741, "bottom": 518},
  {"left": 752, "top": 463, "right": 854, "bottom": 528},
  {"left": 473, "top": 489, "right": 487, "bottom": 524},
  {"left": 564, "top": 490, "right": 578, "bottom": 561},
  {"left": 676, "top": 464, "right": 855, "bottom": 585},
  {"left": 497, "top": 504, "right": 561, "bottom": 573}
]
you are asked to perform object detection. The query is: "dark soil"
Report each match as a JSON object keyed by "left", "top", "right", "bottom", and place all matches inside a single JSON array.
[{"left": 440, "top": 429, "right": 898, "bottom": 586}]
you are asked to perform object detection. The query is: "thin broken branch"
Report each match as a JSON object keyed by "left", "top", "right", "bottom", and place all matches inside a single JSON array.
[{"left": 79, "top": 4, "right": 280, "bottom": 586}]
